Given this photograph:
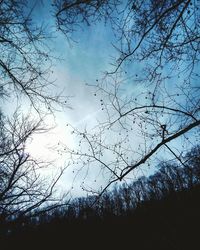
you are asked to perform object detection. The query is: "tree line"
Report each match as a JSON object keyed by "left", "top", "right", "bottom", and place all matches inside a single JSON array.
[
  {"left": 43, "top": 145, "right": 200, "bottom": 220},
  {"left": 1, "top": 145, "right": 199, "bottom": 234},
  {"left": 0, "top": 145, "right": 199, "bottom": 249}
]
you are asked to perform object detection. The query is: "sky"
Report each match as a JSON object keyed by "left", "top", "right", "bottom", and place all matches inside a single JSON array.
[
  {"left": 3, "top": 1, "right": 198, "bottom": 198},
  {"left": 21, "top": 0, "right": 123, "bottom": 196},
  {"left": 22, "top": 1, "right": 157, "bottom": 197}
]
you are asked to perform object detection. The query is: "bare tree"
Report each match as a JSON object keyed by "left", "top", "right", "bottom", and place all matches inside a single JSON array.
[
  {"left": 54, "top": 0, "right": 200, "bottom": 196},
  {"left": 0, "top": 0, "right": 69, "bottom": 113},
  {"left": 0, "top": 1, "right": 70, "bottom": 222},
  {"left": 0, "top": 111, "right": 67, "bottom": 221}
]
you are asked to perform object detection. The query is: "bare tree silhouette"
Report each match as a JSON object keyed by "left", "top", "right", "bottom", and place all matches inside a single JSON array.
[
  {"left": 0, "top": 0, "right": 69, "bottom": 113},
  {"left": 0, "top": 111, "right": 67, "bottom": 221},
  {"left": 0, "top": 0, "right": 69, "bottom": 222}
]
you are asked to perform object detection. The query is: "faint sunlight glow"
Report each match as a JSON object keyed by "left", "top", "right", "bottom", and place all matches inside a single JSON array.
[
  {"left": 26, "top": 116, "right": 71, "bottom": 165},
  {"left": 26, "top": 108, "right": 101, "bottom": 167}
]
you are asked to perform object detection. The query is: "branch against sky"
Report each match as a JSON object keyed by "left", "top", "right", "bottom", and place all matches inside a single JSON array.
[
  {"left": 54, "top": 0, "right": 200, "bottom": 195},
  {"left": 0, "top": 111, "right": 68, "bottom": 221},
  {"left": 61, "top": 77, "right": 199, "bottom": 195},
  {"left": 0, "top": 0, "right": 69, "bottom": 114},
  {"left": 0, "top": 1, "right": 71, "bottom": 220},
  {"left": 55, "top": 0, "right": 200, "bottom": 79}
]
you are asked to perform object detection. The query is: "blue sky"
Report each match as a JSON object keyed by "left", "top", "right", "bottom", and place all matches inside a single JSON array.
[
  {"left": 11, "top": 1, "right": 199, "bottom": 197},
  {"left": 25, "top": 1, "right": 170, "bottom": 196},
  {"left": 22, "top": 1, "right": 125, "bottom": 196}
]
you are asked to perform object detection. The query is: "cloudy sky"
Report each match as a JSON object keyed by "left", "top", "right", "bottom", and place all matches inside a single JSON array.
[
  {"left": 5, "top": 1, "right": 197, "bottom": 198},
  {"left": 18, "top": 0, "right": 123, "bottom": 196},
  {"left": 15, "top": 1, "right": 183, "bottom": 197}
]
